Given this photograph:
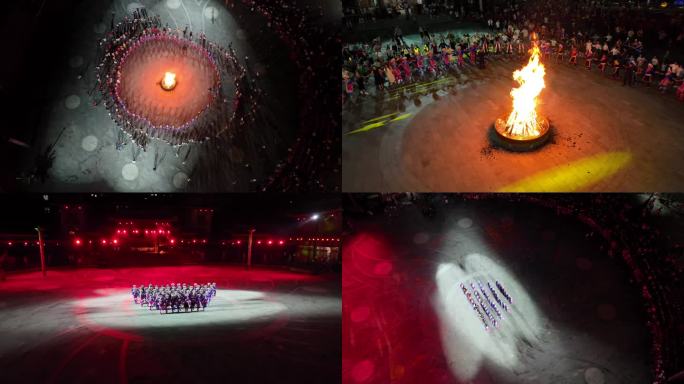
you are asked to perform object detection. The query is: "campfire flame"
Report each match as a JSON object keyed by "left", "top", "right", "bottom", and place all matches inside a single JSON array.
[
  {"left": 161, "top": 71, "right": 177, "bottom": 91},
  {"left": 505, "top": 45, "right": 546, "bottom": 138}
]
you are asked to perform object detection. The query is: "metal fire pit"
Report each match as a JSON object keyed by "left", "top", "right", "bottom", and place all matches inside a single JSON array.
[{"left": 491, "top": 116, "right": 552, "bottom": 152}]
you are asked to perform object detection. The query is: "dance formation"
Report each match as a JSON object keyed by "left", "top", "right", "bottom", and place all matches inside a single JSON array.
[
  {"left": 460, "top": 280, "right": 513, "bottom": 332},
  {"left": 94, "top": 9, "right": 257, "bottom": 148},
  {"left": 131, "top": 282, "right": 217, "bottom": 314},
  {"left": 344, "top": 25, "right": 684, "bottom": 102}
]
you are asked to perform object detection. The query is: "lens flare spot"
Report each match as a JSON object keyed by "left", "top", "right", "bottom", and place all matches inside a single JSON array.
[
  {"left": 351, "top": 360, "right": 375, "bottom": 382},
  {"left": 373, "top": 261, "right": 393, "bottom": 275}
]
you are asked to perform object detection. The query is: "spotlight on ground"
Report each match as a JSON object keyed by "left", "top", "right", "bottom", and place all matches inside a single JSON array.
[{"left": 434, "top": 254, "right": 545, "bottom": 381}]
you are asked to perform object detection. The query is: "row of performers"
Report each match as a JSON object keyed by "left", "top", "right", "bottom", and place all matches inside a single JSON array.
[
  {"left": 460, "top": 280, "right": 513, "bottom": 331},
  {"left": 131, "top": 283, "right": 217, "bottom": 314}
]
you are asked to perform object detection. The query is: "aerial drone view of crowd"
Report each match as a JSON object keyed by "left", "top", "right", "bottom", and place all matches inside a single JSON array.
[
  {"left": 460, "top": 280, "right": 513, "bottom": 332},
  {"left": 93, "top": 9, "right": 251, "bottom": 149},
  {"left": 342, "top": 0, "right": 684, "bottom": 102},
  {"left": 131, "top": 282, "right": 218, "bottom": 314}
]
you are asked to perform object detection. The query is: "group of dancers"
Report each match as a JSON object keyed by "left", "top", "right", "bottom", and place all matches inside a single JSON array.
[
  {"left": 94, "top": 9, "right": 254, "bottom": 149},
  {"left": 344, "top": 26, "right": 684, "bottom": 101},
  {"left": 343, "top": 31, "right": 546, "bottom": 98},
  {"left": 460, "top": 280, "right": 513, "bottom": 332},
  {"left": 131, "top": 282, "right": 217, "bottom": 314}
]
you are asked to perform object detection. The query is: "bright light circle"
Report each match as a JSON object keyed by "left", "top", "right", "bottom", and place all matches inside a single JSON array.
[{"left": 77, "top": 290, "right": 287, "bottom": 329}]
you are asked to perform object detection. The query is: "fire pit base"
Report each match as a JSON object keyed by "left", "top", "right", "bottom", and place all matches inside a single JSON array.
[{"left": 489, "top": 117, "right": 553, "bottom": 152}]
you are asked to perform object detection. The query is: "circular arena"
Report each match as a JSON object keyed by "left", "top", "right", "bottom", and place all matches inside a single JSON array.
[
  {"left": 0, "top": 0, "right": 340, "bottom": 192},
  {"left": 342, "top": 194, "right": 684, "bottom": 384},
  {"left": 0, "top": 266, "right": 340, "bottom": 384},
  {"left": 0, "top": 194, "right": 342, "bottom": 384},
  {"left": 114, "top": 33, "right": 222, "bottom": 130},
  {"left": 342, "top": 0, "right": 684, "bottom": 192}
]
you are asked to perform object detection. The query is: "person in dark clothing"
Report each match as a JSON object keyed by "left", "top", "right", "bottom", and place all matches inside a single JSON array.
[
  {"left": 356, "top": 70, "right": 369, "bottom": 96},
  {"left": 373, "top": 66, "right": 385, "bottom": 91},
  {"left": 623, "top": 58, "right": 635, "bottom": 87}
]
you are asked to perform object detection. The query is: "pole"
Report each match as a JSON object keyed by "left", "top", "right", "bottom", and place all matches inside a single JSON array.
[
  {"left": 247, "top": 229, "right": 255, "bottom": 270},
  {"left": 312, "top": 219, "right": 320, "bottom": 263},
  {"left": 35, "top": 227, "right": 46, "bottom": 277}
]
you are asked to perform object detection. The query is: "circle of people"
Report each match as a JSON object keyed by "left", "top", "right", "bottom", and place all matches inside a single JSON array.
[
  {"left": 94, "top": 9, "right": 252, "bottom": 148},
  {"left": 343, "top": 8, "right": 684, "bottom": 102},
  {"left": 131, "top": 282, "right": 217, "bottom": 314}
]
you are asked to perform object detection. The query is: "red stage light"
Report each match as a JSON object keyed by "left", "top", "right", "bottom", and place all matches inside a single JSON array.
[
  {"left": 170, "top": 239, "right": 176, "bottom": 244},
  {"left": 192, "top": 239, "right": 197, "bottom": 244},
  {"left": 278, "top": 240, "right": 284, "bottom": 245},
  {"left": 7, "top": 241, "right": 12, "bottom": 246},
  {"left": 145, "top": 230, "right": 149, "bottom": 234},
  {"left": 202, "top": 239, "right": 207, "bottom": 244},
  {"left": 112, "top": 239, "right": 119, "bottom": 245},
  {"left": 236, "top": 240, "right": 241, "bottom": 244},
  {"left": 101, "top": 239, "right": 107, "bottom": 245},
  {"left": 257, "top": 240, "right": 262, "bottom": 245},
  {"left": 74, "top": 239, "right": 81, "bottom": 246},
  {"left": 24, "top": 241, "right": 28, "bottom": 246},
  {"left": 267, "top": 240, "right": 273, "bottom": 245}
]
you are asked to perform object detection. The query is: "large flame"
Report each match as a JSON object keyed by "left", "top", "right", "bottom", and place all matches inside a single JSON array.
[
  {"left": 505, "top": 45, "right": 546, "bottom": 137},
  {"left": 161, "top": 71, "right": 177, "bottom": 91}
]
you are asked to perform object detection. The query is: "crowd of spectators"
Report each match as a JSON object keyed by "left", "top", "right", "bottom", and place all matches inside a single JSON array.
[
  {"left": 228, "top": 0, "right": 340, "bottom": 192},
  {"left": 343, "top": 0, "right": 475, "bottom": 28},
  {"left": 343, "top": 0, "right": 684, "bottom": 103}
]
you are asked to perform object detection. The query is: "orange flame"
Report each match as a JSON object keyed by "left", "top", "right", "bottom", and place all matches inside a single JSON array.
[
  {"left": 161, "top": 71, "right": 177, "bottom": 90},
  {"left": 505, "top": 45, "right": 546, "bottom": 137}
]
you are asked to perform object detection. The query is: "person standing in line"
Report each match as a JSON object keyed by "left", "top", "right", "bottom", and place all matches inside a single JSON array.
[{"left": 623, "top": 57, "right": 635, "bottom": 87}]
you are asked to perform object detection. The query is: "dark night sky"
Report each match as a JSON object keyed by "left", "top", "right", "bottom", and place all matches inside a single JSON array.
[{"left": 0, "top": 193, "right": 341, "bottom": 234}]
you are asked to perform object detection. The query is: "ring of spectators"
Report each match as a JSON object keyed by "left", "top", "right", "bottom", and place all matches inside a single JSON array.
[{"left": 343, "top": 0, "right": 684, "bottom": 102}]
